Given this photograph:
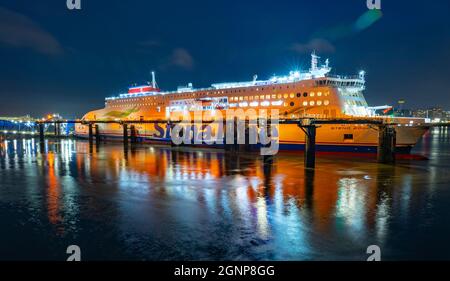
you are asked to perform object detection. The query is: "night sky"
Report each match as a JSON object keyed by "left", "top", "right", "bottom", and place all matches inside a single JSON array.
[{"left": 0, "top": 0, "right": 449, "bottom": 118}]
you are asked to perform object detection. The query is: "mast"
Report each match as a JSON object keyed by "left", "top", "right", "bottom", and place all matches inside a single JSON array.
[
  {"left": 151, "top": 71, "right": 157, "bottom": 89},
  {"left": 311, "top": 51, "right": 319, "bottom": 71}
]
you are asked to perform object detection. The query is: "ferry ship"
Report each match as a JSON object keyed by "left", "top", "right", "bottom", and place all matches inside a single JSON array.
[{"left": 75, "top": 53, "right": 428, "bottom": 153}]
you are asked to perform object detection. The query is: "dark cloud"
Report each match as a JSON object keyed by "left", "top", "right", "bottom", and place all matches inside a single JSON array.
[
  {"left": 165, "top": 48, "right": 194, "bottom": 70},
  {"left": 0, "top": 6, "right": 63, "bottom": 56},
  {"left": 290, "top": 38, "right": 335, "bottom": 54}
]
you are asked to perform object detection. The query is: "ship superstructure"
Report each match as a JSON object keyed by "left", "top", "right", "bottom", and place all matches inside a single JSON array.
[{"left": 76, "top": 53, "right": 428, "bottom": 153}]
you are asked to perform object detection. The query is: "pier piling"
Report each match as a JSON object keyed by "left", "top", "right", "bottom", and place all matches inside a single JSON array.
[
  {"left": 95, "top": 124, "right": 100, "bottom": 143},
  {"left": 168, "top": 121, "right": 177, "bottom": 147},
  {"left": 244, "top": 119, "right": 251, "bottom": 152},
  {"left": 303, "top": 125, "right": 317, "bottom": 169},
  {"left": 130, "top": 125, "right": 137, "bottom": 143},
  {"left": 263, "top": 119, "right": 274, "bottom": 164},
  {"left": 39, "top": 123, "right": 45, "bottom": 143},
  {"left": 233, "top": 117, "right": 239, "bottom": 152},
  {"left": 377, "top": 125, "right": 396, "bottom": 164},
  {"left": 297, "top": 119, "right": 317, "bottom": 169},
  {"left": 123, "top": 123, "right": 128, "bottom": 145},
  {"left": 88, "top": 123, "right": 94, "bottom": 143},
  {"left": 223, "top": 120, "right": 231, "bottom": 151}
]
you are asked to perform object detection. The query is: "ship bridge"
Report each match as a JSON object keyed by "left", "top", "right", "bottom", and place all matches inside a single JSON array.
[
  {"left": 315, "top": 74, "right": 365, "bottom": 89},
  {"left": 317, "top": 71, "right": 370, "bottom": 117}
]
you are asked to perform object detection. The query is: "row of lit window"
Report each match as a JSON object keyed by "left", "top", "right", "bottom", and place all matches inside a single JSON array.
[
  {"left": 302, "top": 100, "right": 330, "bottom": 106},
  {"left": 229, "top": 92, "right": 329, "bottom": 102},
  {"left": 111, "top": 86, "right": 331, "bottom": 102},
  {"left": 317, "top": 80, "right": 364, "bottom": 87},
  {"left": 341, "top": 92, "right": 363, "bottom": 98},
  {"left": 174, "top": 85, "right": 300, "bottom": 96},
  {"left": 112, "top": 97, "right": 159, "bottom": 103},
  {"left": 231, "top": 100, "right": 330, "bottom": 107},
  {"left": 108, "top": 101, "right": 164, "bottom": 106},
  {"left": 108, "top": 103, "right": 161, "bottom": 108},
  {"left": 345, "top": 100, "right": 367, "bottom": 106},
  {"left": 108, "top": 99, "right": 331, "bottom": 109},
  {"left": 108, "top": 91, "right": 331, "bottom": 107}
]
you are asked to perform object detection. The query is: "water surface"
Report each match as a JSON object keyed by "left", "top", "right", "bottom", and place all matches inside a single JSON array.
[{"left": 0, "top": 127, "right": 449, "bottom": 260}]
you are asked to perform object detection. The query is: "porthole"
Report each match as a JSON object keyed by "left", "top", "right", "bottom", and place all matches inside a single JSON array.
[
  {"left": 303, "top": 92, "right": 308, "bottom": 97},
  {"left": 290, "top": 102, "right": 295, "bottom": 106},
  {"left": 297, "top": 93, "right": 301, "bottom": 98}
]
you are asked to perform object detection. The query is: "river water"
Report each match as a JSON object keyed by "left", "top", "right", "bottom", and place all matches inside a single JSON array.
[{"left": 0, "top": 127, "right": 449, "bottom": 260}]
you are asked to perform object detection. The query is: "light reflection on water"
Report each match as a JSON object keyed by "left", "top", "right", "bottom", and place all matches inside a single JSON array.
[{"left": 0, "top": 127, "right": 449, "bottom": 260}]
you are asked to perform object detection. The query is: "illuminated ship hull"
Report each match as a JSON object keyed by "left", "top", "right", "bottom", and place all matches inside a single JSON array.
[
  {"left": 75, "top": 55, "right": 429, "bottom": 153},
  {"left": 75, "top": 122, "right": 426, "bottom": 153}
]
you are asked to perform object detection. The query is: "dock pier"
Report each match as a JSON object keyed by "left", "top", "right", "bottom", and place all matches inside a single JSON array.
[{"left": 33, "top": 118, "right": 398, "bottom": 167}]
